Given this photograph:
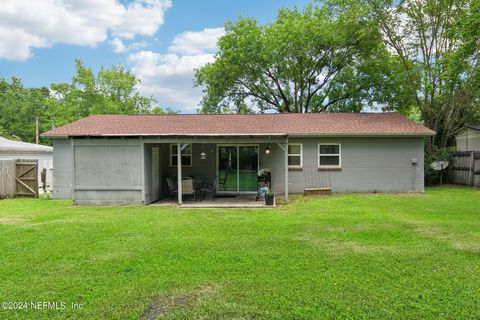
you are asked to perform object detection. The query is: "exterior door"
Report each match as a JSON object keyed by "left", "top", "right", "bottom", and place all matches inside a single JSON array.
[
  {"left": 217, "top": 145, "right": 258, "bottom": 192},
  {"left": 218, "top": 146, "right": 238, "bottom": 192}
]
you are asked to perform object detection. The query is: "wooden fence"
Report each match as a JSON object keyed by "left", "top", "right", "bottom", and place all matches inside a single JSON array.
[
  {"left": 451, "top": 151, "right": 480, "bottom": 187},
  {"left": 0, "top": 159, "right": 38, "bottom": 198}
]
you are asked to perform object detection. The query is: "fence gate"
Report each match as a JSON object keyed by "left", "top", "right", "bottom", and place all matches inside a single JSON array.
[
  {"left": 452, "top": 151, "right": 480, "bottom": 187},
  {"left": 15, "top": 159, "right": 38, "bottom": 197}
]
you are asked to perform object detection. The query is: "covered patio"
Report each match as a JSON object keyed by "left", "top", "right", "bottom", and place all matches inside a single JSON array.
[{"left": 142, "top": 137, "right": 290, "bottom": 207}]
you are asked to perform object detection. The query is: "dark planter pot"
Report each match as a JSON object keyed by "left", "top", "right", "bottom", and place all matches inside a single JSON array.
[{"left": 265, "top": 194, "right": 275, "bottom": 206}]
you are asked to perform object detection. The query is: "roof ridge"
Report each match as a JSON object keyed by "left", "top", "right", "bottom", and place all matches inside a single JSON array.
[{"left": 86, "top": 112, "right": 401, "bottom": 117}]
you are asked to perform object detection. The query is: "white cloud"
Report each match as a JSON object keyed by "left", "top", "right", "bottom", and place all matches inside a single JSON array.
[
  {"left": 110, "top": 37, "right": 128, "bottom": 53},
  {"left": 0, "top": 26, "right": 47, "bottom": 60},
  {"left": 127, "top": 27, "right": 225, "bottom": 112},
  {"left": 112, "top": 0, "right": 171, "bottom": 39},
  {"left": 0, "top": 0, "right": 171, "bottom": 60},
  {"left": 110, "top": 37, "right": 148, "bottom": 53},
  {"left": 129, "top": 50, "right": 216, "bottom": 112},
  {"left": 169, "top": 27, "right": 225, "bottom": 55}
]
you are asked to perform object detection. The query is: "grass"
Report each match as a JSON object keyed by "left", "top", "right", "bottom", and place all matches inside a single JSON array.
[{"left": 0, "top": 186, "right": 479, "bottom": 319}]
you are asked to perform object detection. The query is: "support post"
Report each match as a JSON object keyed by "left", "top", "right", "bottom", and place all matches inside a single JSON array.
[
  {"left": 284, "top": 138, "right": 289, "bottom": 204},
  {"left": 177, "top": 143, "right": 182, "bottom": 205}
]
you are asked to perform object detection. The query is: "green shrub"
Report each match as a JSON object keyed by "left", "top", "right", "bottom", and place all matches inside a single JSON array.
[{"left": 424, "top": 147, "right": 455, "bottom": 185}]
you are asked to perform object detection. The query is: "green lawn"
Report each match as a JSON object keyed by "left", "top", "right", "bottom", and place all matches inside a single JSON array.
[{"left": 0, "top": 187, "right": 479, "bottom": 319}]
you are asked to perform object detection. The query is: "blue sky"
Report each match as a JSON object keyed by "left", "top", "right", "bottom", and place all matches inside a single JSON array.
[{"left": 0, "top": 0, "right": 310, "bottom": 112}]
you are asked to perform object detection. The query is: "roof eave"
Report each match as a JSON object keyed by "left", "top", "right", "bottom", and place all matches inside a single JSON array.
[
  {"left": 289, "top": 132, "right": 435, "bottom": 137},
  {"left": 42, "top": 132, "right": 435, "bottom": 138}
]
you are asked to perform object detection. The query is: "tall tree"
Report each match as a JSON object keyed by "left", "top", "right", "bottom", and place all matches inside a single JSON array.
[
  {"left": 0, "top": 77, "right": 50, "bottom": 143},
  {"left": 195, "top": 5, "right": 387, "bottom": 113},
  {"left": 46, "top": 59, "right": 160, "bottom": 128},
  {"left": 329, "top": 0, "right": 480, "bottom": 148},
  {"left": 0, "top": 60, "right": 173, "bottom": 144}
]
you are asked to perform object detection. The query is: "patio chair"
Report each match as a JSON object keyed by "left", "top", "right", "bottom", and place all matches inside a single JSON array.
[
  {"left": 166, "top": 177, "right": 178, "bottom": 199},
  {"left": 181, "top": 178, "right": 197, "bottom": 201},
  {"left": 218, "top": 170, "right": 228, "bottom": 190},
  {"left": 201, "top": 176, "right": 218, "bottom": 200}
]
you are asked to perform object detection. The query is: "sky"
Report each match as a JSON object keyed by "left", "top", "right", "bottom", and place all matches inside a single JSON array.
[{"left": 0, "top": 0, "right": 310, "bottom": 113}]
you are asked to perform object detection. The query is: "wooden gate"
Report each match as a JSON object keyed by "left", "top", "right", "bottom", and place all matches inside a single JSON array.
[
  {"left": 15, "top": 159, "right": 38, "bottom": 197},
  {"left": 452, "top": 151, "right": 480, "bottom": 187}
]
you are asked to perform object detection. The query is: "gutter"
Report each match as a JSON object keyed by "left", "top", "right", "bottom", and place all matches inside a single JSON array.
[{"left": 42, "top": 132, "right": 436, "bottom": 138}]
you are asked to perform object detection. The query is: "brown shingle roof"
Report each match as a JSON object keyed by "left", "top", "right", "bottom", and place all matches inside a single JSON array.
[{"left": 42, "top": 113, "right": 435, "bottom": 137}]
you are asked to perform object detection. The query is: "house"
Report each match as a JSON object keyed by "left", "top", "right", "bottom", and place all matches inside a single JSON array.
[
  {"left": 455, "top": 125, "right": 480, "bottom": 151},
  {"left": 42, "top": 113, "right": 434, "bottom": 205},
  {"left": 0, "top": 136, "right": 53, "bottom": 190}
]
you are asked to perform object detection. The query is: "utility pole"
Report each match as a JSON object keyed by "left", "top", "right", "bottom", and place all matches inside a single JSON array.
[{"left": 35, "top": 116, "right": 39, "bottom": 144}]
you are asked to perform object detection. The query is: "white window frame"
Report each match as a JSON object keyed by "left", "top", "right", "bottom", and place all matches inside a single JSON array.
[
  {"left": 170, "top": 144, "right": 192, "bottom": 167},
  {"left": 287, "top": 143, "right": 303, "bottom": 168},
  {"left": 318, "top": 143, "right": 341, "bottom": 168}
]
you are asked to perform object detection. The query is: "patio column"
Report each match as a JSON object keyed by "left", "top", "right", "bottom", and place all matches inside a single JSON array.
[
  {"left": 177, "top": 143, "right": 182, "bottom": 205},
  {"left": 284, "top": 138, "right": 289, "bottom": 204}
]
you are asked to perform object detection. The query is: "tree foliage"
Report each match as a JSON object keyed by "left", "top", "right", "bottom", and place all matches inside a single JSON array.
[
  {"left": 328, "top": 0, "right": 480, "bottom": 148},
  {"left": 46, "top": 60, "right": 163, "bottom": 127},
  {"left": 0, "top": 77, "right": 50, "bottom": 143},
  {"left": 196, "top": 0, "right": 479, "bottom": 148},
  {"left": 195, "top": 5, "right": 389, "bottom": 113},
  {"left": 0, "top": 60, "right": 173, "bottom": 144}
]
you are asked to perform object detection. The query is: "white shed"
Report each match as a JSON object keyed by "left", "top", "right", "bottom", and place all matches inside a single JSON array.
[
  {"left": 455, "top": 125, "right": 480, "bottom": 151},
  {"left": 0, "top": 137, "right": 53, "bottom": 189}
]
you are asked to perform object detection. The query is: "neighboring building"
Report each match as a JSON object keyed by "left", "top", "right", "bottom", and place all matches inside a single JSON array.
[
  {"left": 455, "top": 125, "right": 480, "bottom": 151},
  {"left": 42, "top": 113, "right": 435, "bottom": 205},
  {"left": 0, "top": 136, "right": 53, "bottom": 189}
]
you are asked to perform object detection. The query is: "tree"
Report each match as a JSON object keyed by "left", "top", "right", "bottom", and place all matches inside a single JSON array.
[
  {"left": 0, "top": 77, "right": 50, "bottom": 143},
  {"left": 329, "top": 0, "right": 480, "bottom": 148},
  {"left": 0, "top": 60, "right": 173, "bottom": 144},
  {"left": 195, "top": 5, "right": 387, "bottom": 113},
  {"left": 46, "top": 60, "right": 161, "bottom": 128}
]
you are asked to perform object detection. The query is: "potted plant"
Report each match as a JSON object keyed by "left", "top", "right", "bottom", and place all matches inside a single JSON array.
[{"left": 264, "top": 191, "right": 275, "bottom": 206}]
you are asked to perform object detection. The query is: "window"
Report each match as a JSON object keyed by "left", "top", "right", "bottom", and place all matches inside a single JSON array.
[
  {"left": 170, "top": 144, "right": 192, "bottom": 167},
  {"left": 318, "top": 144, "right": 341, "bottom": 168},
  {"left": 288, "top": 144, "right": 303, "bottom": 168}
]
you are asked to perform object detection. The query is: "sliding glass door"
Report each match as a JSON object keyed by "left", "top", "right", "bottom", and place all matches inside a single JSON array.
[
  {"left": 218, "top": 145, "right": 258, "bottom": 192},
  {"left": 218, "top": 146, "right": 238, "bottom": 192},
  {"left": 238, "top": 146, "right": 258, "bottom": 191}
]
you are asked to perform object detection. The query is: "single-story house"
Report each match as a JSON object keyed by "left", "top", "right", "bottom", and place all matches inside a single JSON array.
[
  {"left": 455, "top": 125, "right": 480, "bottom": 151},
  {"left": 0, "top": 136, "right": 53, "bottom": 189},
  {"left": 42, "top": 113, "right": 435, "bottom": 205}
]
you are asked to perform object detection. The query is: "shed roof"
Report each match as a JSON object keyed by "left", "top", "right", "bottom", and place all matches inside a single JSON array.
[
  {"left": 42, "top": 112, "right": 435, "bottom": 137},
  {"left": 465, "top": 125, "right": 480, "bottom": 131},
  {"left": 0, "top": 137, "right": 53, "bottom": 153}
]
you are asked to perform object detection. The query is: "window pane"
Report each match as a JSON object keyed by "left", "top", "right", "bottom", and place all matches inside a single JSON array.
[
  {"left": 320, "top": 156, "right": 339, "bottom": 166},
  {"left": 182, "top": 156, "right": 191, "bottom": 166},
  {"left": 171, "top": 144, "right": 178, "bottom": 154},
  {"left": 182, "top": 145, "right": 192, "bottom": 155},
  {"left": 320, "top": 145, "right": 339, "bottom": 154},
  {"left": 171, "top": 155, "right": 191, "bottom": 166},
  {"left": 288, "top": 155, "right": 301, "bottom": 166},
  {"left": 288, "top": 144, "right": 301, "bottom": 155}
]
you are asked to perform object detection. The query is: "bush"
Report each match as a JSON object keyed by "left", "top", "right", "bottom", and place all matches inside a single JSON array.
[{"left": 424, "top": 147, "right": 456, "bottom": 185}]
